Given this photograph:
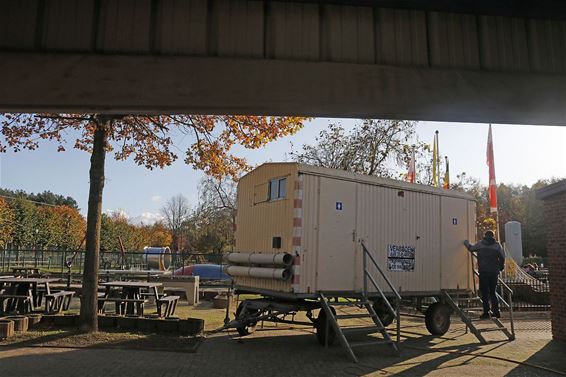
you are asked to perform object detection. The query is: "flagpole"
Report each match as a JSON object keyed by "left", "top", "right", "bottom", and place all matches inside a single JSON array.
[
  {"left": 487, "top": 124, "right": 500, "bottom": 242},
  {"left": 437, "top": 131, "right": 441, "bottom": 188}
]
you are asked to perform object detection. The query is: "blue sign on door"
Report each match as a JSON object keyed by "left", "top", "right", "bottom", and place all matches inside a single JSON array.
[{"left": 336, "top": 202, "right": 343, "bottom": 210}]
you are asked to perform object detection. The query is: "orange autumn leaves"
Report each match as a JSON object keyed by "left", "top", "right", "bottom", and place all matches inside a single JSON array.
[{"left": 1, "top": 114, "right": 309, "bottom": 179}]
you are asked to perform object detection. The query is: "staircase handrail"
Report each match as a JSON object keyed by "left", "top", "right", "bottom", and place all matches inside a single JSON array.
[
  {"left": 467, "top": 249, "right": 514, "bottom": 295},
  {"left": 360, "top": 241, "right": 402, "bottom": 302}
]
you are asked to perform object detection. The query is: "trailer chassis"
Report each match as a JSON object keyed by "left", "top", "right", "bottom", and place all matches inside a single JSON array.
[{"left": 224, "top": 287, "right": 475, "bottom": 339}]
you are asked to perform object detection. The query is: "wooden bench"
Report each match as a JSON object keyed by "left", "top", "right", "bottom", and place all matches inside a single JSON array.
[
  {"left": 0, "top": 294, "right": 32, "bottom": 314},
  {"left": 98, "top": 298, "right": 148, "bottom": 316},
  {"left": 163, "top": 287, "right": 187, "bottom": 300},
  {"left": 157, "top": 295, "right": 180, "bottom": 317},
  {"left": 44, "top": 291, "right": 75, "bottom": 313}
]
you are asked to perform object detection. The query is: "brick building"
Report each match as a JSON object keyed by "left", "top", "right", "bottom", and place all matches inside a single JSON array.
[{"left": 537, "top": 180, "right": 566, "bottom": 341}]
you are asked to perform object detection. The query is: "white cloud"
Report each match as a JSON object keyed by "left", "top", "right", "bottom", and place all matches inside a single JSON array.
[
  {"left": 131, "top": 212, "right": 164, "bottom": 225},
  {"left": 104, "top": 209, "right": 164, "bottom": 225},
  {"left": 151, "top": 195, "right": 162, "bottom": 203},
  {"left": 104, "top": 208, "right": 129, "bottom": 219}
]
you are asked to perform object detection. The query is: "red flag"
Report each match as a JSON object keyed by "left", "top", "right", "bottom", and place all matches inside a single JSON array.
[
  {"left": 408, "top": 147, "right": 416, "bottom": 183},
  {"left": 486, "top": 124, "right": 498, "bottom": 213},
  {"left": 443, "top": 156, "right": 450, "bottom": 189}
]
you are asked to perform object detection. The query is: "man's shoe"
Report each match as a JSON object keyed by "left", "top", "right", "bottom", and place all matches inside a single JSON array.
[
  {"left": 479, "top": 313, "right": 490, "bottom": 320},
  {"left": 491, "top": 311, "right": 501, "bottom": 318}
]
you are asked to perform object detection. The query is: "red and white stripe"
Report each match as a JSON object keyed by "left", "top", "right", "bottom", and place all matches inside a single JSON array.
[
  {"left": 292, "top": 175, "right": 303, "bottom": 293},
  {"left": 486, "top": 124, "right": 498, "bottom": 214}
]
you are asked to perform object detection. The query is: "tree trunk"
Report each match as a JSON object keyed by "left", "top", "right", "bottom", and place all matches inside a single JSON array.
[{"left": 79, "top": 120, "right": 108, "bottom": 333}]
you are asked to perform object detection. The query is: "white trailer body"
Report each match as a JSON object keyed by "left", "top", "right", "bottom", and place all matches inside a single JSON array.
[{"left": 232, "top": 163, "right": 476, "bottom": 297}]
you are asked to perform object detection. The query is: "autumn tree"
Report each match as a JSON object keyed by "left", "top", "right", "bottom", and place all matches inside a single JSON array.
[
  {"left": 34, "top": 206, "right": 59, "bottom": 248},
  {"left": 161, "top": 194, "right": 191, "bottom": 252},
  {"left": 52, "top": 206, "right": 86, "bottom": 250},
  {"left": 188, "top": 177, "right": 236, "bottom": 253},
  {"left": 1, "top": 113, "right": 306, "bottom": 332},
  {"left": 291, "top": 120, "right": 425, "bottom": 179},
  {"left": 0, "top": 197, "right": 14, "bottom": 247},
  {"left": 451, "top": 173, "right": 558, "bottom": 258},
  {"left": 141, "top": 222, "right": 173, "bottom": 247}
]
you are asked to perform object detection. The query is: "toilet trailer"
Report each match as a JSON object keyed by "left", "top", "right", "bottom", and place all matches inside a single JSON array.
[{"left": 230, "top": 163, "right": 476, "bottom": 298}]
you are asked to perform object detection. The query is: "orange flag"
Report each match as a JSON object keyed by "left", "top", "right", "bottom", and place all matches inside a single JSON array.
[{"left": 486, "top": 124, "right": 498, "bottom": 213}]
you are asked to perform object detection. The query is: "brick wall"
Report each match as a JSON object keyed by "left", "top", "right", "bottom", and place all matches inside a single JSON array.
[{"left": 540, "top": 190, "right": 566, "bottom": 341}]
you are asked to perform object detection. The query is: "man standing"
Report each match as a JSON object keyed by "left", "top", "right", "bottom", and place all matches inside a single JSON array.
[{"left": 464, "top": 231, "right": 505, "bottom": 319}]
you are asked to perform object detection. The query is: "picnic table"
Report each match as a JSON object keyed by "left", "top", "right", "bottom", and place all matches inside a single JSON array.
[
  {"left": 99, "top": 281, "right": 162, "bottom": 316},
  {"left": 0, "top": 277, "right": 62, "bottom": 314},
  {"left": 11, "top": 267, "right": 41, "bottom": 276},
  {"left": 98, "top": 281, "right": 180, "bottom": 317}
]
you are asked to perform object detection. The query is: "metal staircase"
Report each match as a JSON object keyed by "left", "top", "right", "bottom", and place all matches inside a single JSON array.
[
  {"left": 318, "top": 241, "right": 401, "bottom": 363},
  {"left": 442, "top": 249, "right": 515, "bottom": 344}
]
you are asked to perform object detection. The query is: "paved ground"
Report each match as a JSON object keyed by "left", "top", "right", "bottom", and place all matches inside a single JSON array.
[{"left": 1, "top": 317, "right": 564, "bottom": 377}]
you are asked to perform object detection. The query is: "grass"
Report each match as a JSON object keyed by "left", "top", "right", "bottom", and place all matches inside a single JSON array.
[
  {"left": 174, "top": 301, "right": 228, "bottom": 331},
  {"left": 55, "top": 300, "right": 230, "bottom": 332}
]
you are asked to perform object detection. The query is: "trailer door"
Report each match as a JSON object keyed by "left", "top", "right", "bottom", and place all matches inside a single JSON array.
[
  {"left": 441, "top": 196, "right": 470, "bottom": 290},
  {"left": 316, "top": 177, "right": 357, "bottom": 291}
]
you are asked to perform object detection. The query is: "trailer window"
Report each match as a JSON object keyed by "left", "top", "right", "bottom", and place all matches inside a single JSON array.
[{"left": 269, "top": 178, "right": 287, "bottom": 201}]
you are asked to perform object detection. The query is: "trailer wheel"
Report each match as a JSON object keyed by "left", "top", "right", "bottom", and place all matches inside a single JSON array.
[
  {"left": 372, "top": 299, "right": 395, "bottom": 327},
  {"left": 235, "top": 301, "right": 259, "bottom": 337},
  {"left": 316, "top": 307, "right": 336, "bottom": 346},
  {"left": 425, "top": 302, "right": 451, "bottom": 336}
]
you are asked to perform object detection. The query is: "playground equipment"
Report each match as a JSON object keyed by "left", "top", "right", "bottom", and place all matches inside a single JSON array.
[{"left": 144, "top": 247, "right": 172, "bottom": 271}]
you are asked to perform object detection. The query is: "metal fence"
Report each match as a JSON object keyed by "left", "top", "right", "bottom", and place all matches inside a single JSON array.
[
  {"left": 0, "top": 248, "right": 223, "bottom": 276},
  {"left": 0, "top": 248, "right": 552, "bottom": 311},
  {"left": 503, "top": 274, "right": 550, "bottom": 311}
]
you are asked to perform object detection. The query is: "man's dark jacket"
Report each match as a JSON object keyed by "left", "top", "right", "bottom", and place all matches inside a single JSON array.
[{"left": 464, "top": 237, "right": 505, "bottom": 274}]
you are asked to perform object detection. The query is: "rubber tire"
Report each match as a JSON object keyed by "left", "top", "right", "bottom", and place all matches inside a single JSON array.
[
  {"left": 316, "top": 307, "right": 336, "bottom": 346},
  {"left": 373, "top": 299, "right": 395, "bottom": 327},
  {"left": 235, "top": 301, "right": 258, "bottom": 337},
  {"left": 425, "top": 302, "right": 451, "bottom": 336}
]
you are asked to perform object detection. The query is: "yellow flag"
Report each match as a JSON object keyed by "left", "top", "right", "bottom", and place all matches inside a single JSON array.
[{"left": 432, "top": 131, "right": 438, "bottom": 186}]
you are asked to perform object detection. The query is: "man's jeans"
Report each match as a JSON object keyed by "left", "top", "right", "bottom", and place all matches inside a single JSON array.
[{"left": 479, "top": 272, "right": 499, "bottom": 315}]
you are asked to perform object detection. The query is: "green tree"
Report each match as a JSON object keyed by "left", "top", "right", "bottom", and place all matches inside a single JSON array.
[
  {"left": 34, "top": 206, "right": 58, "bottom": 248},
  {"left": 0, "top": 197, "right": 14, "bottom": 247},
  {"left": 0, "top": 188, "right": 79, "bottom": 209},
  {"left": 9, "top": 197, "right": 37, "bottom": 248}
]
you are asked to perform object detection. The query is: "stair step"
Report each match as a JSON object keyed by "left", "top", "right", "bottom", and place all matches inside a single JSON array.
[
  {"left": 478, "top": 327, "right": 506, "bottom": 333},
  {"left": 329, "top": 301, "right": 370, "bottom": 306},
  {"left": 335, "top": 313, "right": 375, "bottom": 320},
  {"left": 342, "top": 326, "right": 383, "bottom": 335},
  {"left": 349, "top": 339, "right": 394, "bottom": 348},
  {"left": 455, "top": 298, "right": 482, "bottom": 302}
]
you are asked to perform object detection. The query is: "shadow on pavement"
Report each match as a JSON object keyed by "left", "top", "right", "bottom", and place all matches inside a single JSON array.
[
  {"left": 0, "top": 326, "right": 564, "bottom": 377},
  {"left": 505, "top": 340, "right": 566, "bottom": 376}
]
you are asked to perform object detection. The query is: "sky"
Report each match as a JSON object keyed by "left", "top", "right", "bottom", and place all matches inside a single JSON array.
[{"left": 1, "top": 118, "right": 565, "bottom": 223}]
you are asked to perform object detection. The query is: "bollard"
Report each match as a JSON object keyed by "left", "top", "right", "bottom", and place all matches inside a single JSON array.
[
  {"left": 5, "top": 316, "right": 29, "bottom": 332},
  {"left": 0, "top": 320, "right": 15, "bottom": 339}
]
